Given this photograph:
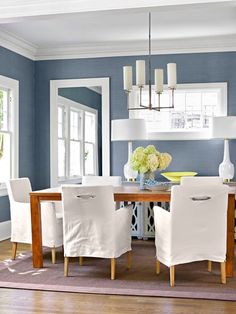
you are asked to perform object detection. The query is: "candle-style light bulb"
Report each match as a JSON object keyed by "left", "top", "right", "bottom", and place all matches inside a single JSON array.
[{"left": 123, "top": 66, "right": 133, "bottom": 91}]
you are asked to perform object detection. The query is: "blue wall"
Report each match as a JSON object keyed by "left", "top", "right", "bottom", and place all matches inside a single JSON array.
[
  {"left": 58, "top": 87, "right": 102, "bottom": 175},
  {"left": 35, "top": 52, "right": 236, "bottom": 188},
  {"left": 1, "top": 48, "right": 236, "bottom": 223},
  {"left": 0, "top": 47, "right": 35, "bottom": 222}
]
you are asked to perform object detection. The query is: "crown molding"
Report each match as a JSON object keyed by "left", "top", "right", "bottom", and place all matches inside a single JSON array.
[
  {"left": 1, "top": 28, "right": 236, "bottom": 61},
  {"left": 0, "top": 28, "right": 36, "bottom": 60},
  {"left": 35, "top": 35, "right": 236, "bottom": 60},
  {"left": 0, "top": 0, "right": 232, "bottom": 21}
]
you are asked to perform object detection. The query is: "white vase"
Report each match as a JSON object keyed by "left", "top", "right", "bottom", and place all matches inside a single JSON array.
[
  {"left": 219, "top": 139, "right": 234, "bottom": 181},
  {"left": 124, "top": 142, "right": 138, "bottom": 181}
]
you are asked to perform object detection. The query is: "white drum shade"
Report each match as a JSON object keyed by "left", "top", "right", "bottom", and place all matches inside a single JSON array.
[
  {"left": 111, "top": 119, "right": 147, "bottom": 141},
  {"left": 212, "top": 116, "right": 236, "bottom": 139}
]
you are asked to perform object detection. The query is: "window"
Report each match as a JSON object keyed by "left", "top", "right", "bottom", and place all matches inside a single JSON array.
[
  {"left": 0, "top": 75, "right": 19, "bottom": 195},
  {"left": 57, "top": 96, "right": 98, "bottom": 183},
  {"left": 129, "top": 83, "right": 227, "bottom": 140}
]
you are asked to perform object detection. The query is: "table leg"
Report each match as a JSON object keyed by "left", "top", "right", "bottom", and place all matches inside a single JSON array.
[
  {"left": 226, "top": 194, "right": 235, "bottom": 277},
  {"left": 30, "top": 195, "right": 43, "bottom": 268}
]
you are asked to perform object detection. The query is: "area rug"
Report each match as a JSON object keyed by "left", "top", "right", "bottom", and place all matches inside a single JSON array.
[{"left": 0, "top": 240, "right": 236, "bottom": 301}]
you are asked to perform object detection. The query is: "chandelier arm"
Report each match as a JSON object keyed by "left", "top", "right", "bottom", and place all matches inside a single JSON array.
[
  {"left": 170, "top": 88, "right": 175, "bottom": 108},
  {"left": 126, "top": 91, "right": 130, "bottom": 111},
  {"left": 139, "top": 86, "right": 143, "bottom": 108}
]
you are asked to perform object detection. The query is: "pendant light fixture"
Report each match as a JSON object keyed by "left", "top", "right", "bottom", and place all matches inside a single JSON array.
[{"left": 123, "top": 12, "right": 177, "bottom": 111}]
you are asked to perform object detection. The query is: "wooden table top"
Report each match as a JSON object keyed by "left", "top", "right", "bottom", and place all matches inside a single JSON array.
[{"left": 30, "top": 184, "right": 236, "bottom": 203}]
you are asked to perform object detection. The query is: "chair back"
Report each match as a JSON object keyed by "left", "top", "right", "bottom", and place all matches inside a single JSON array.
[
  {"left": 181, "top": 176, "right": 223, "bottom": 186},
  {"left": 7, "top": 177, "right": 32, "bottom": 203},
  {"left": 7, "top": 177, "right": 63, "bottom": 247},
  {"left": 169, "top": 184, "right": 228, "bottom": 263},
  {"left": 82, "top": 176, "right": 122, "bottom": 186},
  {"left": 61, "top": 185, "right": 116, "bottom": 257}
]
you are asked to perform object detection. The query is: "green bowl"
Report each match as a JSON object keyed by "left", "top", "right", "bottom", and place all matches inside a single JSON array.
[{"left": 161, "top": 171, "right": 198, "bottom": 183}]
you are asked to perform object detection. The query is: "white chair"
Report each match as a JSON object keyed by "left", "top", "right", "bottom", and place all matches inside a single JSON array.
[
  {"left": 61, "top": 185, "right": 132, "bottom": 279},
  {"left": 7, "top": 178, "right": 63, "bottom": 263},
  {"left": 181, "top": 176, "right": 223, "bottom": 186},
  {"left": 82, "top": 175, "right": 122, "bottom": 186},
  {"left": 154, "top": 184, "right": 229, "bottom": 286},
  {"left": 181, "top": 176, "right": 223, "bottom": 272}
]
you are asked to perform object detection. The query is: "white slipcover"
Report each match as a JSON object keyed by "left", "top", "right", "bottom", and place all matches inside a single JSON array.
[
  {"left": 7, "top": 178, "right": 63, "bottom": 248},
  {"left": 154, "top": 184, "right": 228, "bottom": 267},
  {"left": 181, "top": 176, "right": 223, "bottom": 186},
  {"left": 61, "top": 185, "right": 132, "bottom": 258},
  {"left": 82, "top": 176, "right": 122, "bottom": 186}
]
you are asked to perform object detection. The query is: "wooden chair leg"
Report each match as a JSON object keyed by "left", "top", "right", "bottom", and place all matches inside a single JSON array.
[
  {"left": 221, "top": 262, "right": 226, "bottom": 284},
  {"left": 64, "top": 257, "right": 69, "bottom": 277},
  {"left": 127, "top": 251, "right": 132, "bottom": 270},
  {"left": 111, "top": 258, "right": 116, "bottom": 280},
  {"left": 12, "top": 242, "right": 17, "bottom": 260},
  {"left": 208, "top": 261, "right": 212, "bottom": 272},
  {"left": 79, "top": 256, "right": 83, "bottom": 266},
  {"left": 170, "top": 266, "right": 175, "bottom": 287},
  {"left": 156, "top": 260, "right": 160, "bottom": 274},
  {"left": 51, "top": 247, "right": 56, "bottom": 264}
]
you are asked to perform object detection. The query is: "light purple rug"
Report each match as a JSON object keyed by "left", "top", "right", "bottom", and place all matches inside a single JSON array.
[{"left": 0, "top": 240, "right": 236, "bottom": 301}]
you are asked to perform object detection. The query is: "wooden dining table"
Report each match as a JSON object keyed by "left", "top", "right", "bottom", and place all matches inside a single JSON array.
[{"left": 30, "top": 185, "right": 235, "bottom": 277}]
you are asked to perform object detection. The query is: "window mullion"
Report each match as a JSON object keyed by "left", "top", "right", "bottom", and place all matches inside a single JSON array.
[
  {"left": 65, "top": 106, "right": 70, "bottom": 179},
  {"left": 81, "top": 110, "right": 85, "bottom": 176}
]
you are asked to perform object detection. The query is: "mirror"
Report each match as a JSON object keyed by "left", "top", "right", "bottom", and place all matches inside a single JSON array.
[{"left": 50, "top": 78, "right": 110, "bottom": 187}]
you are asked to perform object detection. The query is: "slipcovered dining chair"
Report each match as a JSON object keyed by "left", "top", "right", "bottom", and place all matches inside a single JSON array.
[
  {"left": 181, "top": 176, "right": 223, "bottom": 186},
  {"left": 82, "top": 175, "right": 122, "bottom": 186},
  {"left": 7, "top": 178, "right": 63, "bottom": 263},
  {"left": 154, "top": 184, "right": 229, "bottom": 286},
  {"left": 61, "top": 185, "right": 132, "bottom": 279},
  {"left": 181, "top": 176, "right": 223, "bottom": 272}
]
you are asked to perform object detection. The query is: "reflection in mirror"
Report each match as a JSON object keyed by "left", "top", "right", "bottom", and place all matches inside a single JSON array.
[
  {"left": 57, "top": 87, "right": 102, "bottom": 180},
  {"left": 50, "top": 78, "right": 109, "bottom": 187}
]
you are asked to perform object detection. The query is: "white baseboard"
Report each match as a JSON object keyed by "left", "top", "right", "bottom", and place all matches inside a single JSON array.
[{"left": 0, "top": 220, "right": 11, "bottom": 241}]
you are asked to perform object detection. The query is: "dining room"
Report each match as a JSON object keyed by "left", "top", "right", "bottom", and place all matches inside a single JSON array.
[{"left": 1, "top": 1, "right": 236, "bottom": 313}]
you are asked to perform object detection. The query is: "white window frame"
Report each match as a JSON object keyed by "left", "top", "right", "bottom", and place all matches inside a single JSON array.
[
  {"left": 57, "top": 96, "right": 98, "bottom": 183},
  {"left": 0, "top": 75, "right": 19, "bottom": 196},
  {"left": 129, "top": 82, "right": 227, "bottom": 140},
  {"left": 50, "top": 78, "right": 109, "bottom": 187}
]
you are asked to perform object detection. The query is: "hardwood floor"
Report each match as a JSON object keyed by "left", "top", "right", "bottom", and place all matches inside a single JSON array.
[{"left": 0, "top": 240, "right": 236, "bottom": 314}]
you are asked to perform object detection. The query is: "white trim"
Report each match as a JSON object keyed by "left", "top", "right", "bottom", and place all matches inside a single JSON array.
[
  {"left": 58, "top": 95, "right": 97, "bottom": 115},
  {"left": 0, "top": 1, "right": 230, "bottom": 20},
  {"left": 0, "top": 220, "right": 11, "bottom": 241},
  {"left": 50, "top": 78, "right": 110, "bottom": 187},
  {"left": 0, "top": 28, "right": 36, "bottom": 60},
  {"left": 35, "top": 36, "right": 236, "bottom": 61},
  {"left": 0, "top": 188, "right": 7, "bottom": 197},
  {"left": 147, "top": 130, "right": 211, "bottom": 141},
  {"left": 0, "top": 75, "right": 19, "bottom": 191},
  {"left": 1, "top": 30, "right": 236, "bottom": 61}
]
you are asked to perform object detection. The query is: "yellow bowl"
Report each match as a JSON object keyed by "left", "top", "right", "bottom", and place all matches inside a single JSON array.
[{"left": 161, "top": 172, "right": 198, "bottom": 183}]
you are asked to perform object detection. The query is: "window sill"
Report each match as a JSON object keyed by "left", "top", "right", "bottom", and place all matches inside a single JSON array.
[
  {"left": 147, "top": 130, "right": 211, "bottom": 141},
  {"left": 0, "top": 188, "right": 8, "bottom": 197}
]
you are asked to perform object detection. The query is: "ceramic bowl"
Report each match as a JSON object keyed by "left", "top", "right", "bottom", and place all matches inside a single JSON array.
[{"left": 161, "top": 171, "right": 197, "bottom": 183}]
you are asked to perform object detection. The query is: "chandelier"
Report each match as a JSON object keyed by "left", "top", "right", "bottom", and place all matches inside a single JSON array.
[{"left": 123, "top": 12, "right": 177, "bottom": 111}]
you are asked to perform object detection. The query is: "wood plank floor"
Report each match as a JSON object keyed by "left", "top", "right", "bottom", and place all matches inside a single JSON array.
[{"left": 0, "top": 240, "right": 236, "bottom": 314}]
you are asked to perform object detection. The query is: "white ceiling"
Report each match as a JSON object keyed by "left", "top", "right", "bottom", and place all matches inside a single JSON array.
[{"left": 0, "top": 0, "right": 236, "bottom": 60}]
